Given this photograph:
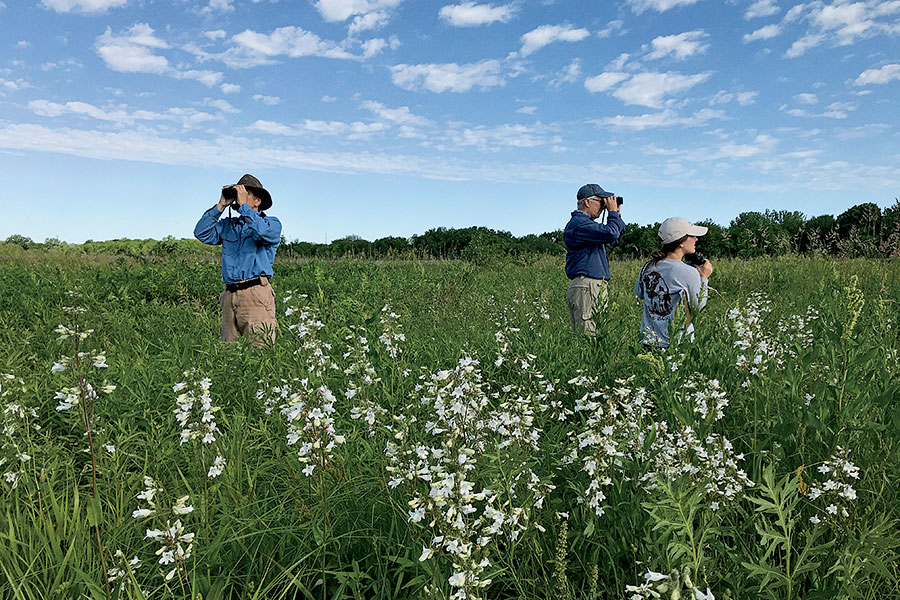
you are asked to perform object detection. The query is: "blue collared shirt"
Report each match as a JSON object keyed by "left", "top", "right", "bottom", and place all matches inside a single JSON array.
[
  {"left": 564, "top": 210, "right": 625, "bottom": 280},
  {"left": 194, "top": 204, "right": 282, "bottom": 283}
]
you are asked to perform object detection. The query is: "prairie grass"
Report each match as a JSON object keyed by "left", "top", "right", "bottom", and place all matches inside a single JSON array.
[{"left": 0, "top": 253, "right": 898, "bottom": 599}]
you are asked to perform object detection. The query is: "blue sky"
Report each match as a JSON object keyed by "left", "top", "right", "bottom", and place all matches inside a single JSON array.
[{"left": 1, "top": 0, "right": 898, "bottom": 244}]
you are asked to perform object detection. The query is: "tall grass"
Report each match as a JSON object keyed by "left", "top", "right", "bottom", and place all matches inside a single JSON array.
[{"left": 0, "top": 253, "right": 898, "bottom": 599}]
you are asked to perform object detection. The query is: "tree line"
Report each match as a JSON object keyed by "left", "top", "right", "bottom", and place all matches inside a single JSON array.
[{"left": 4, "top": 200, "right": 899, "bottom": 260}]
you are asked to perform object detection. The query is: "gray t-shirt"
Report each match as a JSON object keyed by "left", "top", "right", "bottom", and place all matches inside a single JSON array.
[{"left": 635, "top": 258, "right": 708, "bottom": 347}]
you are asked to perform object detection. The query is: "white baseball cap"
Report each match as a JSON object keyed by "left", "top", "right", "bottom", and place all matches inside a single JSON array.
[{"left": 658, "top": 217, "right": 708, "bottom": 244}]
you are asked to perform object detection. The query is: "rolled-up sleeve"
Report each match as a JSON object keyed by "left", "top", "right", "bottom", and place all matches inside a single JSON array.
[{"left": 194, "top": 206, "right": 224, "bottom": 245}]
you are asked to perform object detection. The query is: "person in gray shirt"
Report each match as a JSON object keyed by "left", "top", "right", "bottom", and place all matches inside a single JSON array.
[{"left": 636, "top": 217, "right": 714, "bottom": 348}]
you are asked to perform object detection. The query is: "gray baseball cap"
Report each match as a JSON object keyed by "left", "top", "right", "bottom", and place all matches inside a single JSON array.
[{"left": 576, "top": 183, "right": 614, "bottom": 200}]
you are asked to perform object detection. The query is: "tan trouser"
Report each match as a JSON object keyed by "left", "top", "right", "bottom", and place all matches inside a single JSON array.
[
  {"left": 566, "top": 276, "right": 608, "bottom": 337},
  {"left": 219, "top": 278, "right": 278, "bottom": 345}
]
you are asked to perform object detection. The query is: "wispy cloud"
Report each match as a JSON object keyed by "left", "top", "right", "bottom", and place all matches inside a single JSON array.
[
  {"left": 743, "top": 24, "right": 781, "bottom": 42},
  {"left": 584, "top": 71, "right": 630, "bottom": 93},
  {"left": 94, "top": 24, "right": 224, "bottom": 86},
  {"left": 439, "top": 2, "right": 517, "bottom": 27},
  {"left": 27, "top": 99, "right": 222, "bottom": 128},
  {"left": 745, "top": 0, "right": 779, "bottom": 19},
  {"left": 855, "top": 62, "right": 900, "bottom": 85},
  {"left": 646, "top": 30, "right": 709, "bottom": 60},
  {"left": 42, "top": 0, "right": 125, "bottom": 14},
  {"left": 518, "top": 24, "right": 589, "bottom": 57},
  {"left": 390, "top": 60, "right": 505, "bottom": 92},
  {"left": 625, "top": 0, "right": 702, "bottom": 14},
  {"left": 360, "top": 100, "right": 433, "bottom": 126},
  {"left": 253, "top": 94, "right": 281, "bottom": 105},
  {"left": 709, "top": 90, "right": 758, "bottom": 105},
  {"left": 612, "top": 71, "right": 711, "bottom": 108},
  {"left": 592, "top": 107, "right": 724, "bottom": 130}
]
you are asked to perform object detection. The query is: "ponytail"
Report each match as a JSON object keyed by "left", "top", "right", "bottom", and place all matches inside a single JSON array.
[{"left": 648, "top": 235, "right": 689, "bottom": 265}]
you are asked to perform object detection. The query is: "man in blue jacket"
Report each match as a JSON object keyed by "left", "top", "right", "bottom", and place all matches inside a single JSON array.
[
  {"left": 194, "top": 174, "right": 282, "bottom": 344},
  {"left": 564, "top": 184, "right": 625, "bottom": 337}
]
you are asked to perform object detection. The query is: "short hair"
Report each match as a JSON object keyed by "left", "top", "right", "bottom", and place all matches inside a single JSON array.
[{"left": 577, "top": 197, "right": 589, "bottom": 210}]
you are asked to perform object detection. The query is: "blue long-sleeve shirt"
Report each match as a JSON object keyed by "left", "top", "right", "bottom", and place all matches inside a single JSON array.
[
  {"left": 194, "top": 204, "right": 282, "bottom": 283},
  {"left": 564, "top": 210, "right": 625, "bottom": 280}
]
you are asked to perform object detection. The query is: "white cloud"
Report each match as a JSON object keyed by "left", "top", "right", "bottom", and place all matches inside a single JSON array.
[
  {"left": 221, "top": 83, "right": 241, "bottom": 94},
  {"left": 95, "top": 24, "right": 170, "bottom": 74},
  {"left": 855, "top": 62, "right": 900, "bottom": 84},
  {"left": 250, "top": 118, "right": 386, "bottom": 138},
  {"left": 95, "top": 25, "right": 225, "bottom": 86},
  {"left": 361, "top": 38, "right": 388, "bottom": 57},
  {"left": 322, "top": 95, "right": 337, "bottom": 102},
  {"left": 349, "top": 11, "right": 390, "bottom": 35},
  {"left": 709, "top": 90, "right": 758, "bottom": 105},
  {"left": 0, "top": 77, "right": 33, "bottom": 93},
  {"left": 597, "top": 20, "right": 625, "bottom": 38},
  {"left": 360, "top": 100, "right": 432, "bottom": 126},
  {"left": 203, "top": 99, "right": 239, "bottom": 113},
  {"left": 646, "top": 30, "right": 709, "bottom": 60},
  {"left": 41, "top": 58, "right": 83, "bottom": 71},
  {"left": 390, "top": 60, "right": 504, "bottom": 93},
  {"left": 205, "top": 30, "right": 227, "bottom": 41},
  {"left": 516, "top": 105, "right": 537, "bottom": 114},
  {"left": 17, "top": 41, "right": 29, "bottom": 48},
  {"left": 743, "top": 23, "right": 782, "bottom": 42},
  {"left": 781, "top": 1, "right": 900, "bottom": 57},
  {"left": 745, "top": 0, "right": 779, "bottom": 19},
  {"left": 717, "top": 134, "right": 777, "bottom": 159},
  {"left": 612, "top": 71, "right": 711, "bottom": 108},
  {"left": 795, "top": 92, "right": 818, "bottom": 104},
  {"left": 27, "top": 99, "right": 221, "bottom": 128},
  {"left": 223, "top": 26, "right": 355, "bottom": 67},
  {"left": 592, "top": 107, "right": 724, "bottom": 130},
  {"left": 519, "top": 24, "right": 590, "bottom": 57},
  {"left": 584, "top": 71, "right": 630, "bottom": 92},
  {"left": 549, "top": 59, "right": 581, "bottom": 87},
  {"left": 42, "top": 0, "right": 125, "bottom": 13},
  {"left": 253, "top": 94, "right": 282, "bottom": 105},
  {"left": 781, "top": 100, "right": 856, "bottom": 118},
  {"left": 315, "top": 0, "right": 402, "bottom": 24},
  {"left": 438, "top": 123, "right": 550, "bottom": 151},
  {"left": 201, "top": 0, "right": 234, "bottom": 13},
  {"left": 439, "top": 2, "right": 517, "bottom": 27},
  {"left": 626, "top": 0, "right": 701, "bottom": 14}
]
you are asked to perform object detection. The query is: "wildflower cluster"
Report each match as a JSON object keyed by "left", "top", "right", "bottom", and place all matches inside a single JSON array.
[
  {"left": 806, "top": 447, "right": 860, "bottom": 523},
  {"left": 343, "top": 329, "right": 385, "bottom": 435},
  {"left": 283, "top": 293, "right": 339, "bottom": 377},
  {"left": 279, "top": 380, "right": 345, "bottom": 477},
  {"left": 642, "top": 425, "right": 753, "bottom": 510},
  {"left": 492, "top": 324, "right": 568, "bottom": 422},
  {"left": 563, "top": 376, "right": 654, "bottom": 516},
  {"left": 681, "top": 375, "right": 728, "bottom": 424},
  {"left": 378, "top": 304, "right": 406, "bottom": 359},
  {"left": 625, "top": 567, "right": 715, "bottom": 600},
  {"left": 777, "top": 306, "right": 820, "bottom": 349},
  {"left": 132, "top": 477, "right": 196, "bottom": 582},
  {"left": 172, "top": 372, "right": 227, "bottom": 478},
  {"left": 107, "top": 550, "right": 142, "bottom": 587},
  {"left": 727, "top": 292, "right": 785, "bottom": 383},
  {"left": 387, "top": 357, "right": 545, "bottom": 600},
  {"left": 1, "top": 373, "right": 39, "bottom": 490}
]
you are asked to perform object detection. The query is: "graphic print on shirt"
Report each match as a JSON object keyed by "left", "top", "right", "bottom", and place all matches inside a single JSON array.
[{"left": 642, "top": 270, "right": 674, "bottom": 319}]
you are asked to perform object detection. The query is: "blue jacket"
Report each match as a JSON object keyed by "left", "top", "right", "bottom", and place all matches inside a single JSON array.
[
  {"left": 194, "top": 204, "right": 282, "bottom": 283},
  {"left": 564, "top": 210, "right": 625, "bottom": 280}
]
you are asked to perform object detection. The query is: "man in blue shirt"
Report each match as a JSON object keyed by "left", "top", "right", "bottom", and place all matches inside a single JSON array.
[
  {"left": 564, "top": 184, "right": 625, "bottom": 337},
  {"left": 194, "top": 174, "right": 282, "bottom": 344}
]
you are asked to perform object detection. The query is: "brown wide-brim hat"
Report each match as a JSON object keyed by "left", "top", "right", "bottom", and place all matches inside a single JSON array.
[{"left": 235, "top": 173, "right": 272, "bottom": 211}]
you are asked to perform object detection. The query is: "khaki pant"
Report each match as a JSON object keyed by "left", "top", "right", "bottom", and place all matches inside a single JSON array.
[
  {"left": 219, "top": 279, "right": 278, "bottom": 345},
  {"left": 566, "top": 276, "right": 608, "bottom": 337}
]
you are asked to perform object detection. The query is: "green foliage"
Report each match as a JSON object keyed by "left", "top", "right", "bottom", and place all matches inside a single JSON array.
[{"left": 0, "top": 253, "right": 898, "bottom": 600}]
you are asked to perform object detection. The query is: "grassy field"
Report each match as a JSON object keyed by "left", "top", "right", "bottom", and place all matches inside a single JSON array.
[{"left": 0, "top": 251, "right": 898, "bottom": 600}]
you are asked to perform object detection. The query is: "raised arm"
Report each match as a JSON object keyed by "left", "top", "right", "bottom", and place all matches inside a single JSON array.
[
  {"left": 237, "top": 204, "right": 282, "bottom": 245},
  {"left": 194, "top": 206, "right": 225, "bottom": 246},
  {"left": 568, "top": 211, "right": 625, "bottom": 248}
]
